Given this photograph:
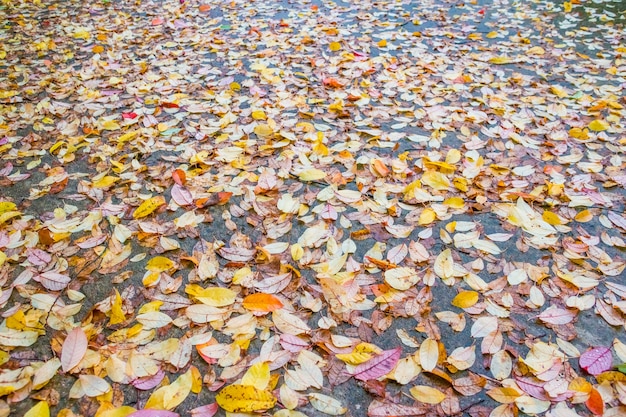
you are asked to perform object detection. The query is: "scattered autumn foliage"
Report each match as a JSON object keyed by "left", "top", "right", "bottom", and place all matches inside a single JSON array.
[{"left": 0, "top": 0, "right": 625, "bottom": 416}]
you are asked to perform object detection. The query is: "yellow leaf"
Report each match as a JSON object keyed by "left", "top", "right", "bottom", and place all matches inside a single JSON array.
[
  {"left": 329, "top": 42, "right": 341, "bottom": 52},
  {"left": 146, "top": 256, "right": 175, "bottom": 272},
  {"left": 0, "top": 201, "right": 17, "bottom": 214},
  {"left": 451, "top": 291, "right": 479, "bottom": 309},
  {"left": 241, "top": 362, "right": 271, "bottom": 390},
  {"left": 96, "top": 406, "right": 136, "bottom": 417},
  {"left": 421, "top": 170, "right": 450, "bottom": 191},
  {"left": 101, "top": 120, "right": 120, "bottom": 131},
  {"left": 0, "top": 90, "right": 18, "bottom": 99},
  {"left": 444, "top": 197, "right": 465, "bottom": 209},
  {"left": 588, "top": 119, "right": 609, "bottom": 132},
  {"left": 487, "top": 387, "right": 522, "bottom": 404},
  {"left": 24, "top": 401, "right": 50, "bottom": 417},
  {"left": 190, "top": 366, "right": 202, "bottom": 394},
  {"left": 468, "top": 33, "right": 482, "bottom": 41},
  {"left": 563, "top": 1, "right": 572, "bottom": 13},
  {"left": 190, "top": 286, "right": 237, "bottom": 307},
  {"left": 298, "top": 169, "right": 326, "bottom": 181},
  {"left": 409, "top": 385, "right": 446, "bottom": 404},
  {"left": 216, "top": 384, "right": 276, "bottom": 413},
  {"left": 551, "top": 86, "right": 569, "bottom": 98},
  {"left": 377, "top": 39, "right": 387, "bottom": 48},
  {"left": 0, "top": 211, "right": 21, "bottom": 225},
  {"left": 526, "top": 46, "right": 545, "bottom": 55},
  {"left": 574, "top": 210, "right": 593, "bottom": 223},
  {"left": 291, "top": 244, "right": 304, "bottom": 261},
  {"left": 92, "top": 176, "right": 118, "bottom": 188},
  {"left": 117, "top": 131, "right": 139, "bottom": 143},
  {"left": 92, "top": 45, "right": 104, "bottom": 54},
  {"left": 254, "top": 123, "right": 274, "bottom": 137},
  {"left": 335, "top": 350, "right": 374, "bottom": 366},
  {"left": 542, "top": 211, "right": 562, "bottom": 225},
  {"left": 251, "top": 110, "right": 267, "bottom": 120},
  {"left": 145, "top": 369, "right": 193, "bottom": 410},
  {"left": 486, "top": 31, "right": 498, "bottom": 38},
  {"left": 133, "top": 196, "right": 166, "bottom": 219},
  {"left": 489, "top": 56, "right": 513, "bottom": 65},
  {"left": 109, "top": 289, "right": 126, "bottom": 325},
  {"left": 418, "top": 208, "right": 437, "bottom": 225},
  {"left": 0, "top": 251, "right": 6, "bottom": 268}
]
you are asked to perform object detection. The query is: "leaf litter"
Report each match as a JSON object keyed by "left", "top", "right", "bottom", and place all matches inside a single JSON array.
[{"left": 0, "top": 0, "right": 625, "bottom": 416}]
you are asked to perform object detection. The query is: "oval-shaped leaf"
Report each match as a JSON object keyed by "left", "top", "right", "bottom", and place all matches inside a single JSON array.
[
  {"left": 133, "top": 196, "right": 166, "bottom": 219},
  {"left": 61, "top": 327, "right": 88, "bottom": 372},
  {"left": 579, "top": 346, "right": 612, "bottom": 376},
  {"left": 353, "top": 347, "right": 402, "bottom": 381},
  {"left": 308, "top": 393, "right": 346, "bottom": 416},
  {"left": 419, "top": 338, "right": 439, "bottom": 372},
  {"left": 409, "top": 385, "right": 446, "bottom": 404},
  {"left": 216, "top": 384, "right": 276, "bottom": 413},
  {"left": 171, "top": 184, "right": 193, "bottom": 206},
  {"left": 242, "top": 293, "right": 284, "bottom": 312}
]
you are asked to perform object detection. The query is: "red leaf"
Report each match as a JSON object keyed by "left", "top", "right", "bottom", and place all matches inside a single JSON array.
[
  {"left": 585, "top": 387, "right": 604, "bottom": 415},
  {"left": 353, "top": 347, "right": 402, "bottom": 381},
  {"left": 579, "top": 346, "right": 612, "bottom": 376},
  {"left": 122, "top": 112, "right": 138, "bottom": 119},
  {"left": 171, "top": 184, "right": 193, "bottom": 206},
  {"left": 61, "top": 327, "right": 88, "bottom": 372}
]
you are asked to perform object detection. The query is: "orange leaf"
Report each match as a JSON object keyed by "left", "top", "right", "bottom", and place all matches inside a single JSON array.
[
  {"left": 199, "top": 4, "right": 211, "bottom": 12},
  {"left": 371, "top": 159, "right": 390, "bottom": 177},
  {"left": 242, "top": 293, "right": 284, "bottom": 312},
  {"left": 196, "top": 192, "right": 233, "bottom": 208},
  {"left": 172, "top": 169, "right": 187, "bottom": 186},
  {"left": 585, "top": 387, "right": 604, "bottom": 415},
  {"left": 323, "top": 77, "right": 344, "bottom": 89}
]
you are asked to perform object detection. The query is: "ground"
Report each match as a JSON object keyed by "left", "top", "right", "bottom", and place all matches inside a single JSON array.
[{"left": 0, "top": 0, "right": 626, "bottom": 416}]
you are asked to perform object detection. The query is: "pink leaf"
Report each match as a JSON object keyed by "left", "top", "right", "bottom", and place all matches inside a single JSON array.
[
  {"left": 514, "top": 376, "right": 547, "bottom": 400},
  {"left": 190, "top": 403, "right": 219, "bottom": 417},
  {"left": 353, "top": 347, "right": 402, "bottom": 381},
  {"left": 537, "top": 306, "right": 576, "bottom": 325},
  {"left": 279, "top": 334, "right": 309, "bottom": 353},
  {"left": 131, "top": 369, "right": 165, "bottom": 390},
  {"left": 320, "top": 204, "right": 337, "bottom": 221},
  {"left": 76, "top": 233, "right": 108, "bottom": 249},
  {"left": 61, "top": 327, "right": 88, "bottom": 372},
  {"left": 128, "top": 411, "right": 179, "bottom": 417},
  {"left": 171, "top": 184, "right": 193, "bottom": 206},
  {"left": 608, "top": 211, "right": 626, "bottom": 230},
  {"left": 579, "top": 347, "right": 612, "bottom": 376},
  {"left": 35, "top": 271, "right": 71, "bottom": 291},
  {"left": 27, "top": 248, "right": 51, "bottom": 266}
]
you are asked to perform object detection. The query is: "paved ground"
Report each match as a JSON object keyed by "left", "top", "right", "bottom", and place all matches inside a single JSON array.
[{"left": 0, "top": 0, "right": 625, "bottom": 416}]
